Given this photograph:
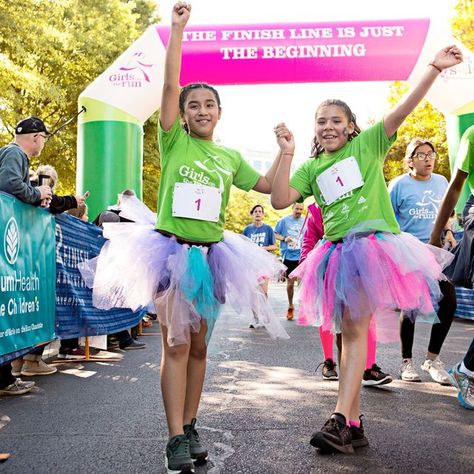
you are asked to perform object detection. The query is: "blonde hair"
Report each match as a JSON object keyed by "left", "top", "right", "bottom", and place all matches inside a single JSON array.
[{"left": 36, "top": 164, "right": 59, "bottom": 190}]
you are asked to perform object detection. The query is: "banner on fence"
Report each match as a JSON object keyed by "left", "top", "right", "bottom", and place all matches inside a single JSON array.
[
  {"left": 0, "top": 192, "right": 56, "bottom": 356},
  {"left": 55, "top": 214, "right": 145, "bottom": 338}
]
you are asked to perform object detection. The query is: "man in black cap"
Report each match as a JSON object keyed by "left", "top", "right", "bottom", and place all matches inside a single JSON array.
[
  {"left": 0, "top": 117, "right": 54, "bottom": 396},
  {"left": 0, "top": 116, "right": 53, "bottom": 204}
]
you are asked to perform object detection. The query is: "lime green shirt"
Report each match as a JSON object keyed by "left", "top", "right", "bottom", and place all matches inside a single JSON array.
[
  {"left": 156, "top": 118, "right": 260, "bottom": 242},
  {"left": 290, "top": 121, "right": 400, "bottom": 241},
  {"left": 455, "top": 124, "right": 474, "bottom": 195}
]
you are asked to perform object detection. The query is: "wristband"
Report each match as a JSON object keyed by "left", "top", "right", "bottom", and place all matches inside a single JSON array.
[
  {"left": 444, "top": 228, "right": 453, "bottom": 234},
  {"left": 429, "top": 62, "right": 442, "bottom": 74}
]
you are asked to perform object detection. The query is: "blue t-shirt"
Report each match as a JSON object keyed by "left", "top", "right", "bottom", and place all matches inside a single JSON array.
[
  {"left": 274, "top": 215, "right": 305, "bottom": 261},
  {"left": 242, "top": 223, "right": 275, "bottom": 248},
  {"left": 388, "top": 173, "right": 448, "bottom": 243}
]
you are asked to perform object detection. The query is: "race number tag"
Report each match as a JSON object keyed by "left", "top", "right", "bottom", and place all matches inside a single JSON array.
[
  {"left": 316, "top": 157, "right": 364, "bottom": 205},
  {"left": 172, "top": 182, "right": 221, "bottom": 222}
]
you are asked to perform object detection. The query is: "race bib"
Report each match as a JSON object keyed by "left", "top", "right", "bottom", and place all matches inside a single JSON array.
[
  {"left": 172, "top": 182, "right": 221, "bottom": 222},
  {"left": 316, "top": 157, "right": 364, "bottom": 205}
]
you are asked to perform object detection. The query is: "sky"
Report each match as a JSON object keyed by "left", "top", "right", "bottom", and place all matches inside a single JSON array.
[{"left": 155, "top": 0, "right": 459, "bottom": 161}]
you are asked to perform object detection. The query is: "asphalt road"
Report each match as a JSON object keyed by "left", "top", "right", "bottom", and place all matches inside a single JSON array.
[{"left": 0, "top": 282, "right": 473, "bottom": 473}]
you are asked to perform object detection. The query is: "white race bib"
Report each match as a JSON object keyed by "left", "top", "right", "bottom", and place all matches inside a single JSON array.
[
  {"left": 316, "top": 156, "right": 364, "bottom": 205},
  {"left": 172, "top": 182, "right": 221, "bottom": 222}
]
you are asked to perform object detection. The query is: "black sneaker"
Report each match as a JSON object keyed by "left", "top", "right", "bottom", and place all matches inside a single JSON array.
[
  {"left": 350, "top": 415, "right": 369, "bottom": 448},
  {"left": 310, "top": 412, "right": 354, "bottom": 454},
  {"left": 165, "top": 435, "right": 194, "bottom": 474},
  {"left": 316, "top": 358, "right": 338, "bottom": 380},
  {"left": 362, "top": 364, "right": 393, "bottom": 386},
  {"left": 183, "top": 418, "right": 208, "bottom": 465},
  {"left": 120, "top": 341, "right": 146, "bottom": 350}
]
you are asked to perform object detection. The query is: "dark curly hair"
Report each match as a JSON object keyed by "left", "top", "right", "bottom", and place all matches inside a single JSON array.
[{"left": 311, "top": 99, "right": 361, "bottom": 158}]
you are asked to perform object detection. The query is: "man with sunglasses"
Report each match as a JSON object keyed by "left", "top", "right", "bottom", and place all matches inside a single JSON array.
[
  {"left": 0, "top": 116, "right": 52, "bottom": 205},
  {"left": 388, "top": 138, "right": 456, "bottom": 386}
]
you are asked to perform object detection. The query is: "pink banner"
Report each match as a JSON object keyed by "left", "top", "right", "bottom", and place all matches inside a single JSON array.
[{"left": 156, "top": 19, "right": 430, "bottom": 85}]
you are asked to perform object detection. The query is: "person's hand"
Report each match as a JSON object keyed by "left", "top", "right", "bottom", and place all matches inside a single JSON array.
[
  {"left": 76, "top": 191, "right": 90, "bottom": 206},
  {"left": 38, "top": 185, "right": 52, "bottom": 200},
  {"left": 172, "top": 1, "right": 191, "bottom": 27},
  {"left": 444, "top": 230, "right": 457, "bottom": 249},
  {"left": 274, "top": 122, "right": 295, "bottom": 156},
  {"left": 432, "top": 45, "right": 463, "bottom": 71},
  {"left": 40, "top": 197, "right": 51, "bottom": 208}
]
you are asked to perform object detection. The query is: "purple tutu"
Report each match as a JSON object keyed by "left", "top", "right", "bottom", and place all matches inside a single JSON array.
[
  {"left": 290, "top": 230, "right": 454, "bottom": 342},
  {"left": 79, "top": 197, "right": 288, "bottom": 346}
]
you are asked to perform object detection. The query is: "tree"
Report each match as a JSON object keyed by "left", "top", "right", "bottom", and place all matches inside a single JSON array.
[
  {"left": 0, "top": 0, "right": 159, "bottom": 197},
  {"left": 452, "top": 0, "right": 474, "bottom": 50},
  {"left": 225, "top": 188, "right": 294, "bottom": 233}
]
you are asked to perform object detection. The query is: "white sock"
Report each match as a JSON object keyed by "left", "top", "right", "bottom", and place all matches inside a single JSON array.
[{"left": 459, "top": 361, "right": 474, "bottom": 378}]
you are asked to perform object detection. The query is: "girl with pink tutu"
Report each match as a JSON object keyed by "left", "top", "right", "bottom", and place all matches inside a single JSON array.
[
  {"left": 80, "top": 3, "right": 287, "bottom": 473},
  {"left": 271, "top": 45, "right": 462, "bottom": 454}
]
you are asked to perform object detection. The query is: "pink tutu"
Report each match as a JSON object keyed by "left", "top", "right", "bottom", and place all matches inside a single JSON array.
[
  {"left": 79, "top": 196, "right": 288, "bottom": 346},
  {"left": 291, "top": 229, "right": 454, "bottom": 341}
]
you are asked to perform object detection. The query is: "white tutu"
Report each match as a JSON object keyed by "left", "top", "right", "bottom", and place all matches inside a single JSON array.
[{"left": 79, "top": 198, "right": 288, "bottom": 346}]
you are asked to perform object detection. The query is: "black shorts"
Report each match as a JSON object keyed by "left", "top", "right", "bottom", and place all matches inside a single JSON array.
[{"left": 283, "top": 259, "right": 299, "bottom": 278}]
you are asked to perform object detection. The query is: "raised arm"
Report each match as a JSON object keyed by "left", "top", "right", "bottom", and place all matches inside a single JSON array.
[
  {"left": 429, "top": 168, "right": 468, "bottom": 247},
  {"left": 160, "top": 2, "right": 191, "bottom": 131},
  {"left": 270, "top": 123, "right": 301, "bottom": 209},
  {"left": 253, "top": 150, "right": 284, "bottom": 194},
  {"left": 384, "top": 45, "right": 463, "bottom": 139}
]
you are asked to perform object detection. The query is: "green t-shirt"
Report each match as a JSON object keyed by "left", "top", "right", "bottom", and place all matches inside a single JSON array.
[
  {"left": 156, "top": 118, "right": 260, "bottom": 242},
  {"left": 290, "top": 121, "right": 400, "bottom": 241},
  {"left": 455, "top": 124, "right": 474, "bottom": 195}
]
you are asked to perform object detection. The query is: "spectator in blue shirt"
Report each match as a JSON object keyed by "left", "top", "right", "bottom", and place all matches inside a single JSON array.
[{"left": 274, "top": 203, "right": 305, "bottom": 320}]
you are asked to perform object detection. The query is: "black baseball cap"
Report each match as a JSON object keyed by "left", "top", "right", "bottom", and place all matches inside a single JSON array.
[{"left": 15, "top": 117, "right": 51, "bottom": 135}]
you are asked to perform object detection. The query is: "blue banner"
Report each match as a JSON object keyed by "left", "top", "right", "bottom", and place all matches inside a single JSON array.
[
  {"left": 55, "top": 213, "right": 145, "bottom": 338},
  {"left": 0, "top": 192, "right": 56, "bottom": 356}
]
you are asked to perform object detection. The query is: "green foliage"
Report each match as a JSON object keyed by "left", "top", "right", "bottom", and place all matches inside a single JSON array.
[
  {"left": 384, "top": 0, "right": 473, "bottom": 185},
  {"left": 452, "top": 0, "right": 474, "bottom": 50},
  {"left": 224, "top": 188, "right": 302, "bottom": 233},
  {"left": 0, "top": 0, "right": 159, "bottom": 197},
  {"left": 384, "top": 82, "right": 449, "bottom": 184}
]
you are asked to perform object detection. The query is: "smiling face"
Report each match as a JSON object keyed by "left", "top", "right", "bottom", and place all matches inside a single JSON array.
[
  {"left": 315, "top": 104, "right": 355, "bottom": 153},
  {"left": 181, "top": 88, "right": 221, "bottom": 141},
  {"left": 408, "top": 143, "right": 436, "bottom": 180}
]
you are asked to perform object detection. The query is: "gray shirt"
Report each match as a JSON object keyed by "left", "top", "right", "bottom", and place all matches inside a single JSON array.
[{"left": 0, "top": 143, "right": 40, "bottom": 203}]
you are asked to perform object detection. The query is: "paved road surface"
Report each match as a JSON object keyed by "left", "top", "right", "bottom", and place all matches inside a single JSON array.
[{"left": 0, "top": 282, "right": 473, "bottom": 473}]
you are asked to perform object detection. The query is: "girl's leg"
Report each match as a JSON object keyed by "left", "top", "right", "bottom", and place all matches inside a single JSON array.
[
  {"left": 366, "top": 319, "right": 376, "bottom": 369},
  {"left": 400, "top": 312, "right": 415, "bottom": 360},
  {"left": 426, "top": 280, "right": 456, "bottom": 359},
  {"left": 319, "top": 327, "right": 334, "bottom": 361},
  {"left": 335, "top": 311, "right": 371, "bottom": 422},
  {"left": 160, "top": 324, "right": 191, "bottom": 437},
  {"left": 183, "top": 320, "right": 208, "bottom": 425}
]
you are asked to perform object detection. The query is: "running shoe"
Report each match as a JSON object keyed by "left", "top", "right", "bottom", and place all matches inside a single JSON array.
[
  {"left": 448, "top": 363, "right": 474, "bottom": 410},
  {"left": 165, "top": 434, "right": 194, "bottom": 474},
  {"left": 362, "top": 364, "right": 393, "bottom": 386},
  {"left": 315, "top": 358, "right": 338, "bottom": 381},
  {"left": 399, "top": 359, "right": 421, "bottom": 382},
  {"left": 421, "top": 357, "right": 451, "bottom": 385},
  {"left": 350, "top": 415, "right": 369, "bottom": 448},
  {"left": 183, "top": 418, "right": 208, "bottom": 465},
  {"left": 310, "top": 412, "right": 354, "bottom": 454}
]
